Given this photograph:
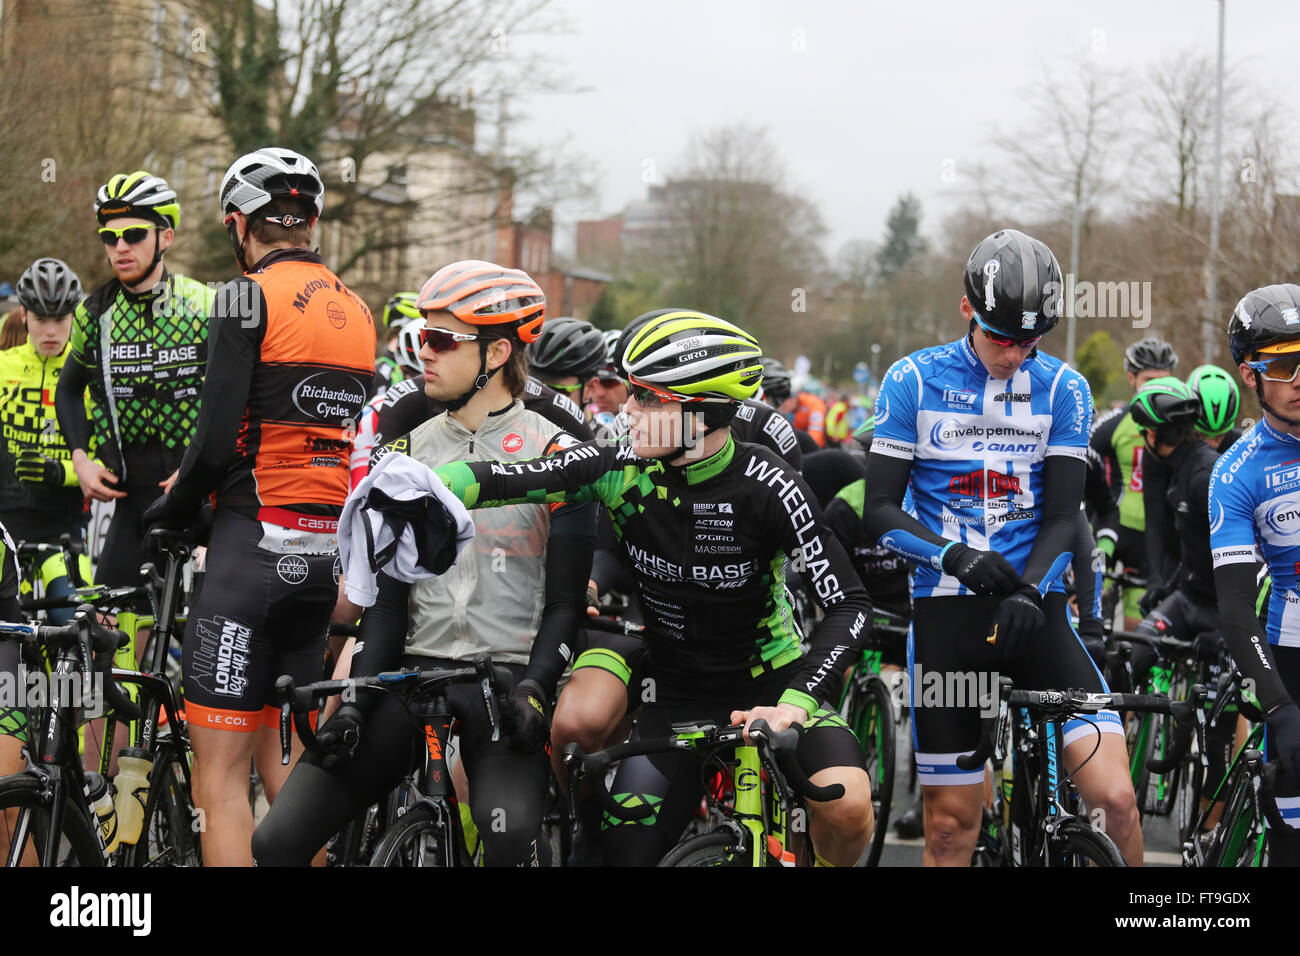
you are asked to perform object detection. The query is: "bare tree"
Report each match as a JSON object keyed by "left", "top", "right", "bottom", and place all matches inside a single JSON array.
[
  {"left": 990, "top": 55, "right": 1131, "bottom": 361},
  {"left": 644, "top": 124, "right": 827, "bottom": 358}
]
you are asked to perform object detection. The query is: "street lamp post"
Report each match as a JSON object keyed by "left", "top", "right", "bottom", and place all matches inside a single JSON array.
[{"left": 870, "top": 342, "right": 882, "bottom": 383}]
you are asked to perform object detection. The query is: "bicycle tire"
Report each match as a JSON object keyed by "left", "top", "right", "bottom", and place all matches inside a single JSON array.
[
  {"left": 0, "top": 774, "right": 103, "bottom": 867},
  {"left": 369, "top": 804, "right": 459, "bottom": 867},
  {"left": 1053, "top": 819, "right": 1126, "bottom": 867},
  {"left": 658, "top": 829, "right": 750, "bottom": 867},
  {"left": 847, "top": 675, "right": 895, "bottom": 867},
  {"left": 129, "top": 749, "right": 201, "bottom": 866}
]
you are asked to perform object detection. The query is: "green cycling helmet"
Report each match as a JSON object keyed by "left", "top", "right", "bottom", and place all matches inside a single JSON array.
[
  {"left": 95, "top": 170, "right": 181, "bottom": 230},
  {"left": 1186, "top": 364, "right": 1240, "bottom": 437},
  {"left": 620, "top": 309, "right": 763, "bottom": 403},
  {"left": 382, "top": 291, "right": 422, "bottom": 331},
  {"left": 1129, "top": 376, "right": 1200, "bottom": 431}
]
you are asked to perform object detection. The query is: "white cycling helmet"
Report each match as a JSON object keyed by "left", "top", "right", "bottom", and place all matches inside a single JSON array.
[{"left": 219, "top": 147, "right": 324, "bottom": 219}]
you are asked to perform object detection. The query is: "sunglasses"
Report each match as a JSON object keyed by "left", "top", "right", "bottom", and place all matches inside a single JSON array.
[
  {"left": 98, "top": 224, "right": 159, "bottom": 246},
  {"left": 1248, "top": 352, "right": 1300, "bottom": 384},
  {"left": 628, "top": 379, "right": 729, "bottom": 407},
  {"left": 972, "top": 312, "right": 1042, "bottom": 351},
  {"left": 419, "top": 327, "right": 486, "bottom": 353},
  {"left": 548, "top": 381, "right": 585, "bottom": 395}
]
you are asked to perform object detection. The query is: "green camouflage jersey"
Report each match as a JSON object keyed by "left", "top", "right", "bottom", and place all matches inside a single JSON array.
[{"left": 68, "top": 271, "right": 213, "bottom": 478}]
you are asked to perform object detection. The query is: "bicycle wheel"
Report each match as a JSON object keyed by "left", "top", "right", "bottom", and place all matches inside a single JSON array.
[
  {"left": 847, "top": 675, "right": 895, "bottom": 867},
  {"left": 1052, "top": 819, "right": 1126, "bottom": 867},
  {"left": 0, "top": 774, "right": 103, "bottom": 867},
  {"left": 658, "top": 829, "right": 750, "bottom": 867},
  {"left": 369, "top": 805, "right": 461, "bottom": 867},
  {"left": 129, "top": 749, "right": 201, "bottom": 866}
]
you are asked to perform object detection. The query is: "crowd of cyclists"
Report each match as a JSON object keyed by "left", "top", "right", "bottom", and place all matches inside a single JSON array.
[{"left": 2, "top": 140, "right": 1300, "bottom": 869}]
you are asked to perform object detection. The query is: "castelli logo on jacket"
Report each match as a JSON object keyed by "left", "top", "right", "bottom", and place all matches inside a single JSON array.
[{"left": 502, "top": 432, "right": 524, "bottom": 453}]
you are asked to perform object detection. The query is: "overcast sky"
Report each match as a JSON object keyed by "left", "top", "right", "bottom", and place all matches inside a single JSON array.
[{"left": 509, "top": 0, "right": 1300, "bottom": 259}]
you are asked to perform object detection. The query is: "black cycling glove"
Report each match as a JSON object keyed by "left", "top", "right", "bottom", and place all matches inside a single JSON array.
[
  {"left": 987, "top": 585, "right": 1044, "bottom": 658},
  {"left": 1138, "top": 584, "right": 1171, "bottom": 619},
  {"left": 503, "top": 678, "right": 550, "bottom": 753},
  {"left": 15, "top": 449, "right": 65, "bottom": 487},
  {"left": 942, "top": 542, "right": 1023, "bottom": 596}
]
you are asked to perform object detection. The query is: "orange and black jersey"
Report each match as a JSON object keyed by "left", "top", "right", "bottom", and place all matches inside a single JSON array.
[{"left": 170, "top": 249, "right": 375, "bottom": 517}]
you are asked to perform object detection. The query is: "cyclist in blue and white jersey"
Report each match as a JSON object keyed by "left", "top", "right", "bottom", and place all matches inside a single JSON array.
[
  {"left": 1211, "top": 283, "right": 1300, "bottom": 865},
  {"left": 863, "top": 229, "right": 1140, "bottom": 866}
]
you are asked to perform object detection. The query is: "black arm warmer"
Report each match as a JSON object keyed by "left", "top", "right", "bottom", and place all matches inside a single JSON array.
[
  {"left": 54, "top": 359, "right": 93, "bottom": 456},
  {"left": 170, "top": 280, "right": 263, "bottom": 509},
  {"left": 862, "top": 450, "right": 952, "bottom": 556},
  {"left": 1215, "top": 561, "right": 1290, "bottom": 713},
  {"left": 523, "top": 501, "right": 597, "bottom": 694},
  {"left": 1021, "top": 456, "right": 1086, "bottom": 588}
]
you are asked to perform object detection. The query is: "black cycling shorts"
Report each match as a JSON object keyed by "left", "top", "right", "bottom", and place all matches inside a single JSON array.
[
  {"left": 181, "top": 511, "right": 337, "bottom": 732},
  {"left": 909, "top": 592, "right": 1123, "bottom": 787}
]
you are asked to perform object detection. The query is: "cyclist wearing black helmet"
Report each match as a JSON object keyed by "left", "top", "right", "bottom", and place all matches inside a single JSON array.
[
  {"left": 0, "top": 257, "right": 94, "bottom": 622},
  {"left": 863, "top": 228, "right": 1141, "bottom": 865},
  {"left": 1210, "top": 284, "right": 1300, "bottom": 863},
  {"left": 1091, "top": 336, "right": 1178, "bottom": 629}
]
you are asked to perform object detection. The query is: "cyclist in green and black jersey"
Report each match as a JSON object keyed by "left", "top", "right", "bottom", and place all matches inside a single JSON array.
[
  {"left": 0, "top": 258, "right": 92, "bottom": 622},
  {"left": 54, "top": 170, "right": 213, "bottom": 587}
]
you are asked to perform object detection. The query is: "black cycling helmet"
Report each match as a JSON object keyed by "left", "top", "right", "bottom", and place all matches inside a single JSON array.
[
  {"left": 528, "top": 316, "right": 609, "bottom": 381},
  {"left": 17, "top": 257, "right": 83, "bottom": 316},
  {"left": 962, "top": 228, "right": 1064, "bottom": 339},
  {"left": 1227, "top": 284, "right": 1300, "bottom": 365},
  {"left": 760, "top": 357, "right": 793, "bottom": 404},
  {"left": 1123, "top": 337, "right": 1178, "bottom": 374}
]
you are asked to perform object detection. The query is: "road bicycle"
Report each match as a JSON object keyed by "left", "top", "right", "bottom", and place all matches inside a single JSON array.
[
  {"left": 276, "top": 653, "right": 510, "bottom": 867},
  {"left": 966, "top": 676, "right": 1204, "bottom": 866},
  {"left": 564, "top": 718, "right": 845, "bottom": 867}
]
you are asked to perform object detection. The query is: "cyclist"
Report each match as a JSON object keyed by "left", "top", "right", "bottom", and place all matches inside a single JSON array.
[
  {"left": 54, "top": 170, "right": 213, "bottom": 587},
  {"left": 0, "top": 258, "right": 93, "bottom": 621},
  {"left": 1210, "top": 283, "right": 1300, "bottom": 865},
  {"left": 584, "top": 328, "right": 629, "bottom": 428},
  {"left": 372, "top": 291, "right": 423, "bottom": 398},
  {"left": 1091, "top": 336, "right": 1178, "bottom": 630},
  {"left": 142, "top": 147, "right": 375, "bottom": 866},
  {"left": 863, "top": 228, "right": 1140, "bottom": 866},
  {"left": 1188, "top": 363, "right": 1243, "bottom": 452},
  {"left": 528, "top": 315, "right": 609, "bottom": 407},
  {"left": 426, "top": 309, "right": 875, "bottom": 866},
  {"left": 762, "top": 358, "right": 828, "bottom": 449},
  {"left": 253, "top": 259, "right": 595, "bottom": 867},
  {"left": 552, "top": 313, "right": 803, "bottom": 862}
]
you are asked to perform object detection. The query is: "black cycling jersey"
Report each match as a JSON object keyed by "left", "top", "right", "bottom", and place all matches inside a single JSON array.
[
  {"left": 430, "top": 435, "right": 872, "bottom": 712},
  {"left": 1152, "top": 439, "right": 1219, "bottom": 604},
  {"left": 822, "top": 478, "right": 911, "bottom": 618},
  {"left": 727, "top": 400, "right": 801, "bottom": 471}
]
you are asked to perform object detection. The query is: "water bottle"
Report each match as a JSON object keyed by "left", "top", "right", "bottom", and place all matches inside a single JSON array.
[
  {"left": 112, "top": 748, "right": 154, "bottom": 847},
  {"left": 85, "top": 771, "right": 120, "bottom": 853}
]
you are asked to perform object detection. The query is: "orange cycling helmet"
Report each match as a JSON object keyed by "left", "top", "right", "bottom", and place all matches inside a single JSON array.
[{"left": 417, "top": 260, "right": 546, "bottom": 343}]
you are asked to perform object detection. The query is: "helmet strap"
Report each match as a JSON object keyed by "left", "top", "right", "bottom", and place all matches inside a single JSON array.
[
  {"left": 441, "top": 338, "right": 502, "bottom": 412},
  {"left": 145, "top": 229, "right": 166, "bottom": 274},
  {"left": 1254, "top": 377, "right": 1300, "bottom": 428},
  {"left": 226, "top": 218, "right": 251, "bottom": 274}
]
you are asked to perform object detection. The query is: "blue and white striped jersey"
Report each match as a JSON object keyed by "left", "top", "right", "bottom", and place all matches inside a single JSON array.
[
  {"left": 1209, "top": 419, "right": 1300, "bottom": 647},
  {"left": 871, "top": 335, "right": 1093, "bottom": 597}
]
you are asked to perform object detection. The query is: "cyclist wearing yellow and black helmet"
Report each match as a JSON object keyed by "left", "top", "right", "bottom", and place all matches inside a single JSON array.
[
  {"left": 54, "top": 170, "right": 213, "bottom": 586},
  {"left": 424, "top": 309, "right": 875, "bottom": 866}
]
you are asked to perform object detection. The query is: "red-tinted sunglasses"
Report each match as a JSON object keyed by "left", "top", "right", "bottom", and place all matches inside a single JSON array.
[
  {"left": 973, "top": 312, "right": 1041, "bottom": 350},
  {"left": 419, "top": 327, "right": 486, "bottom": 353}
]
